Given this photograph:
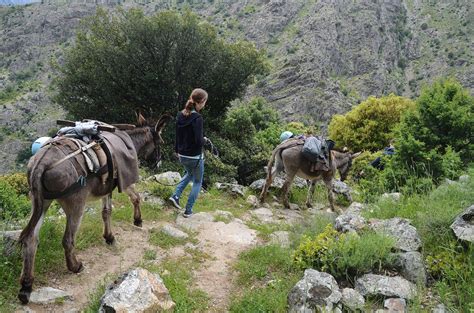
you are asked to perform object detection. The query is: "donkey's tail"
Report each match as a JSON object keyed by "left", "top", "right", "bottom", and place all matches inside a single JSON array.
[{"left": 19, "top": 152, "right": 48, "bottom": 245}]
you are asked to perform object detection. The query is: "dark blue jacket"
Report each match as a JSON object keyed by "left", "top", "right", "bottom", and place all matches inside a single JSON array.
[{"left": 175, "top": 111, "right": 204, "bottom": 157}]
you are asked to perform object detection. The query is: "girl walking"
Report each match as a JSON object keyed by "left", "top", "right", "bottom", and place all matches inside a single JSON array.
[{"left": 169, "top": 88, "right": 208, "bottom": 217}]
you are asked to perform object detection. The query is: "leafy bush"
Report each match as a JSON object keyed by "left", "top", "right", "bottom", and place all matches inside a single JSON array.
[
  {"left": 0, "top": 173, "right": 29, "bottom": 195},
  {"left": 293, "top": 224, "right": 394, "bottom": 281},
  {"left": 394, "top": 78, "right": 473, "bottom": 181},
  {"left": 328, "top": 94, "right": 415, "bottom": 152},
  {"left": 0, "top": 179, "right": 30, "bottom": 221}
]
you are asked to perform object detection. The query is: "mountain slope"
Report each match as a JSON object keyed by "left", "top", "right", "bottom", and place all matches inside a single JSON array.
[{"left": 0, "top": 0, "right": 472, "bottom": 173}]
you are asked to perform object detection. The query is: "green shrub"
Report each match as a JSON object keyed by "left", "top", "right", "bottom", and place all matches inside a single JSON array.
[
  {"left": 395, "top": 78, "right": 473, "bottom": 182},
  {"left": 0, "top": 179, "right": 30, "bottom": 221},
  {"left": 328, "top": 94, "right": 415, "bottom": 152},
  {"left": 149, "top": 183, "right": 174, "bottom": 200},
  {"left": 293, "top": 225, "right": 395, "bottom": 281},
  {"left": 0, "top": 173, "right": 29, "bottom": 195}
]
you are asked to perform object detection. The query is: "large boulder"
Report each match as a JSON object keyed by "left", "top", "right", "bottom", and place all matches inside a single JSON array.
[
  {"left": 355, "top": 274, "right": 416, "bottom": 300},
  {"left": 335, "top": 212, "right": 366, "bottom": 233},
  {"left": 369, "top": 218, "right": 422, "bottom": 252},
  {"left": 100, "top": 268, "right": 175, "bottom": 312},
  {"left": 393, "top": 252, "right": 427, "bottom": 285},
  {"left": 288, "top": 269, "right": 342, "bottom": 312},
  {"left": 450, "top": 205, "right": 474, "bottom": 243}
]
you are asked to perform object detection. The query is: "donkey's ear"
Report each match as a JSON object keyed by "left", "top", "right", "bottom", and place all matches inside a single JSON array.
[
  {"left": 351, "top": 152, "right": 362, "bottom": 159},
  {"left": 135, "top": 110, "right": 146, "bottom": 127},
  {"left": 154, "top": 114, "right": 173, "bottom": 144}
]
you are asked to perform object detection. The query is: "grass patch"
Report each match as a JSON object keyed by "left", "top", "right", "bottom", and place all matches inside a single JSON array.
[
  {"left": 193, "top": 188, "right": 252, "bottom": 218},
  {"left": 365, "top": 168, "right": 474, "bottom": 311},
  {"left": 82, "top": 278, "right": 108, "bottom": 313},
  {"left": 149, "top": 228, "right": 188, "bottom": 249},
  {"left": 143, "top": 259, "right": 210, "bottom": 312},
  {"left": 230, "top": 244, "right": 301, "bottom": 312}
]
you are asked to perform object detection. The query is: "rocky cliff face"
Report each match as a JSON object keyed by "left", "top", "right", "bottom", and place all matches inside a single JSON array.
[{"left": 0, "top": 0, "right": 472, "bottom": 172}]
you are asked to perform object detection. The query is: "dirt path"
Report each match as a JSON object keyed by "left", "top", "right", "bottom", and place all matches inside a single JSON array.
[
  {"left": 176, "top": 212, "right": 258, "bottom": 311},
  {"left": 19, "top": 208, "right": 259, "bottom": 313},
  {"left": 23, "top": 222, "right": 156, "bottom": 313}
]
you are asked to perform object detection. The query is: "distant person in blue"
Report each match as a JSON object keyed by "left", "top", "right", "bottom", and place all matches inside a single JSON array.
[
  {"left": 370, "top": 140, "right": 395, "bottom": 170},
  {"left": 169, "top": 88, "right": 208, "bottom": 218}
]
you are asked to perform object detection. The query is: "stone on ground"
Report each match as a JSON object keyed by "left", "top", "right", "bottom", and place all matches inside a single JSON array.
[
  {"left": 450, "top": 205, "right": 474, "bottom": 243},
  {"left": 341, "top": 288, "right": 365, "bottom": 311},
  {"left": 214, "top": 182, "right": 245, "bottom": 197},
  {"left": 288, "top": 269, "right": 342, "bottom": 312},
  {"left": 161, "top": 224, "right": 188, "bottom": 239},
  {"left": 269, "top": 231, "right": 290, "bottom": 248},
  {"left": 381, "top": 192, "right": 401, "bottom": 202},
  {"left": 1, "top": 230, "right": 21, "bottom": 256},
  {"left": 246, "top": 195, "right": 258, "bottom": 206},
  {"left": 250, "top": 207, "right": 276, "bottom": 224},
  {"left": 393, "top": 251, "right": 427, "bottom": 285},
  {"left": 458, "top": 175, "right": 469, "bottom": 183},
  {"left": 332, "top": 180, "right": 352, "bottom": 200},
  {"left": 29, "top": 287, "right": 73, "bottom": 304},
  {"left": 369, "top": 218, "right": 422, "bottom": 252},
  {"left": 151, "top": 171, "right": 181, "bottom": 185},
  {"left": 384, "top": 298, "right": 407, "bottom": 312},
  {"left": 335, "top": 211, "right": 366, "bottom": 233},
  {"left": 176, "top": 212, "right": 214, "bottom": 231},
  {"left": 100, "top": 268, "right": 175, "bottom": 312},
  {"left": 355, "top": 274, "right": 416, "bottom": 300},
  {"left": 139, "top": 191, "right": 165, "bottom": 206}
]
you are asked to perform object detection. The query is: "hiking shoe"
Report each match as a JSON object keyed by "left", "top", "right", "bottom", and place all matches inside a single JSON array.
[
  {"left": 168, "top": 196, "right": 181, "bottom": 210},
  {"left": 182, "top": 212, "right": 193, "bottom": 218}
]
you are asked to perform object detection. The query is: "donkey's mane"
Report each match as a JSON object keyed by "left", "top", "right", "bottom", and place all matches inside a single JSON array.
[{"left": 125, "top": 127, "right": 153, "bottom": 148}]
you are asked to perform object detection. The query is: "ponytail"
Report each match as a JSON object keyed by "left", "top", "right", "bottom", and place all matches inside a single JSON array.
[
  {"left": 181, "top": 88, "right": 208, "bottom": 117},
  {"left": 182, "top": 98, "right": 195, "bottom": 117}
]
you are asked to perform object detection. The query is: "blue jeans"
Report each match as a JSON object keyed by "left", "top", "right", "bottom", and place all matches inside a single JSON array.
[{"left": 172, "top": 156, "right": 204, "bottom": 214}]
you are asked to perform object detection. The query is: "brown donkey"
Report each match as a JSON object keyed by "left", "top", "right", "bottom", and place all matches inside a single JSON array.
[
  {"left": 18, "top": 113, "right": 171, "bottom": 304},
  {"left": 259, "top": 138, "right": 360, "bottom": 211}
]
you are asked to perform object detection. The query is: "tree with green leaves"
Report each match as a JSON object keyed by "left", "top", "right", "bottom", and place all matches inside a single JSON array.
[
  {"left": 394, "top": 78, "right": 473, "bottom": 180},
  {"left": 328, "top": 94, "right": 415, "bottom": 152},
  {"left": 54, "top": 8, "right": 267, "bottom": 124}
]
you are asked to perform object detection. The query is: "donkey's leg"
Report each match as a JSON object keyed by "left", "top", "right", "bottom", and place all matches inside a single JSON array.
[
  {"left": 323, "top": 175, "right": 336, "bottom": 212},
  {"left": 101, "top": 194, "right": 114, "bottom": 244},
  {"left": 281, "top": 172, "right": 296, "bottom": 209},
  {"left": 125, "top": 184, "right": 142, "bottom": 227},
  {"left": 306, "top": 180, "right": 317, "bottom": 208},
  {"left": 60, "top": 199, "right": 86, "bottom": 273},
  {"left": 18, "top": 199, "right": 52, "bottom": 304}
]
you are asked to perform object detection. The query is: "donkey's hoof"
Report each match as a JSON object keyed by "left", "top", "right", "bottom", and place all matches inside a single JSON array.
[
  {"left": 105, "top": 235, "right": 115, "bottom": 245},
  {"left": 134, "top": 219, "right": 143, "bottom": 227},
  {"left": 18, "top": 286, "right": 32, "bottom": 304},
  {"left": 70, "top": 262, "right": 84, "bottom": 273}
]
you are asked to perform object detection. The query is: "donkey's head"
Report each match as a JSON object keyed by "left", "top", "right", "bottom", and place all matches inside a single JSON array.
[
  {"left": 336, "top": 151, "right": 361, "bottom": 182},
  {"left": 133, "top": 112, "right": 172, "bottom": 168}
]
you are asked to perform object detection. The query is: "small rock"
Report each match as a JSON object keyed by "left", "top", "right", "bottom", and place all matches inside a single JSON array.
[
  {"left": 341, "top": 288, "right": 365, "bottom": 310},
  {"left": 288, "top": 269, "right": 342, "bottom": 312},
  {"left": 450, "top": 205, "right": 474, "bottom": 243},
  {"left": 161, "top": 224, "right": 188, "bottom": 239},
  {"left": 355, "top": 274, "right": 416, "bottom": 300},
  {"left": 335, "top": 212, "right": 366, "bottom": 233},
  {"left": 432, "top": 303, "right": 447, "bottom": 313},
  {"left": 251, "top": 207, "right": 275, "bottom": 224},
  {"left": 140, "top": 192, "right": 165, "bottom": 206},
  {"left": 382, "top": 192, "right": 401, "bottom": 202},
  {"left": 384, "top": 298, "right": 407, "bottom": 312},
  {"left": 293, "top": 176, "right": 308, "bottom": 188},
  {"left": 269, "top": 231, "right": 290, "bottom": 247},
  {"left": 332, "top": 180, "right": 352, "bottom": 200},
  {"left": 288, "top": 203, "right": 300, "bottom": 210},
  {"left": 152, "top": 171, "right": 182, "bottom": 185},
  {"left": 249, "top": 179, "right": 265, "bottom": 190},
  {"left": 1, "top": 230, "right": 21, "bottom": 256},
  {"left": 215, "top": 182, "right": 245, "bottom": 197},
  {"left": 29, "top": 287, "right": 73, "bottom": 304},
  {"left": 246, "top": 195, "right": 259, "bottom": 206},
  {"left": 100, "top": 268, "right": 174, "bottom": 312},
  {"left": 445, "top": 178, "right": 456, "bottom": 185},
  {"left": 346, "top": 202, "right": 365, "bottom": 214},
  {"left": 458, "top": 175, "right": 469, "bottom": 183}
]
